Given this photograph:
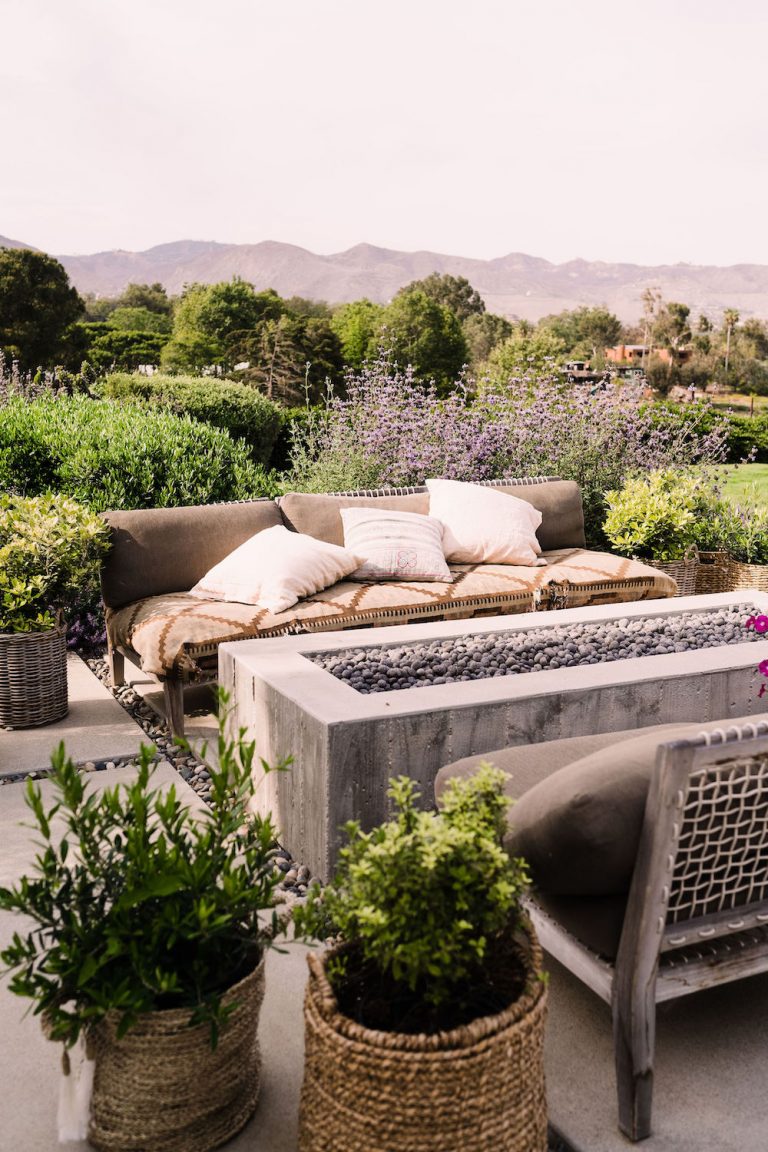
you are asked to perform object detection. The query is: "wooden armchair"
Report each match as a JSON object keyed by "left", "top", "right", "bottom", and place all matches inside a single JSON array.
[{"left": 526, "top": 719, "right": 768, "bottom": 1141}]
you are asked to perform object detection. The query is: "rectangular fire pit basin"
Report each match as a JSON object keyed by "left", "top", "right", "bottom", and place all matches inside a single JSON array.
[{"left": 220, "top": 592, "right": 768, "bottom": 879}]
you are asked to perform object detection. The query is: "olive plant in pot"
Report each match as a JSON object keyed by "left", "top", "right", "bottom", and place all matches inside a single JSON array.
[
  {"left": 294, "top": 765, "right": 548, "bottom": 1152},
  {"left": 0, "top": 700, "right": 289, "bottom": 1152},
  {"left": 690, "top": 484, "right": 768, "bottom": 593},
  {"left": 602, "top": 469, "right": 702, "bottom": 595},
  {"left": 0, "top": 493, "right": 110, "bottom": 727}
]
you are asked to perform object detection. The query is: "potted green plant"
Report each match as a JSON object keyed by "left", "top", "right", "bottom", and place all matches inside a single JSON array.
[
  {"left": 602, "top": 468, "right": 701, "bottom": 594},
  {"left": 0, "top": 701, "right": 289, "bottom": 1152},
  {"left": 294, "top": 766, "right": 548, "bottom": 1152},
  {"left": 691, "top": 484, "right": 768, "bottom": 593},
  {"left": 0, "top": 492, "right": 110, "bottom": 727}
]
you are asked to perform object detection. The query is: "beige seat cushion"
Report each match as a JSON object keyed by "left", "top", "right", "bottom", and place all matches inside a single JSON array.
[{"left": 107, "top": 550, "right": 675, "bottom": 678}]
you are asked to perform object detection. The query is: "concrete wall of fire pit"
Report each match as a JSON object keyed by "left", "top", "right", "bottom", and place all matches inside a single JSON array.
[{"left": 220, "top": 592, "right": 768, "bottom": 879}]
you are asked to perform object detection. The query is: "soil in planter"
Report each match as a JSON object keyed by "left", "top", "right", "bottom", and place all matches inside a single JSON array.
[{"left": 332, "top": 925, "right": 529, "bottom": 1035}]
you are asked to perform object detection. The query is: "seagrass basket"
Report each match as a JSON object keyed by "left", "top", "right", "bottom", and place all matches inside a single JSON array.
[
  {"left": 88, "top": 956, "right": 265, "bottom": 1152},
  {"left": 726, "top": 559, "right": 768, "bottom": 593},
  {"left": 642, "top": 548, "right": 699, "bottom": 597},
  {"left": 0, "top": 622, "right": 68, "bottom": 728},
  {"left": 694, "top": 550, "right": 736, "bottom": 595},
  {"left": 299, "top": 922, "right": 548, "bottom": 1152}
]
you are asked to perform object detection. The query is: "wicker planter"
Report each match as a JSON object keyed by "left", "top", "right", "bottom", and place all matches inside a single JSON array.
[
  {"left": 642, "top": 549, "right": 700, "bottom": 597},
  {"left": 299, "top": 922, "right": 548, "bottom": 1152},
  {"left": 726, "top": 559, "right": 768, "bottom": 594},
  {"left": 88, "top": 957, "right": 265, "bottom": 1152},
  {"left": 0, "top": 622, "right": 68, "bottom": 728},
  {"left": 695, "top": 550, "right": 735, "bottom": 595}
]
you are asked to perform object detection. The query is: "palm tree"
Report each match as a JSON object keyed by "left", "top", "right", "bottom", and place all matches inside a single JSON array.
[{"left": 723, "top": 308, "right": 740, "bottom": 378}]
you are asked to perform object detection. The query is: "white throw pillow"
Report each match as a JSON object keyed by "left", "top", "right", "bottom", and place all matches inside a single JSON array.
[
  {"left": 189, "top": 524, "right": 364, "bottom": 613},
  {"left": 341, "top": 508, "right": 453, "bottom": 582},
  {"left": 425, "top": 479, "right": 545, "bottom": 566}
]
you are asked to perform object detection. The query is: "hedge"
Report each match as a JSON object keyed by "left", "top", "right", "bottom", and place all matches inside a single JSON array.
[
  {"left": 99, "top": 372, "right": 284, "bottom": 466},
  {"left": 0, "top": 394, "right": 279, "bottom": 512}
]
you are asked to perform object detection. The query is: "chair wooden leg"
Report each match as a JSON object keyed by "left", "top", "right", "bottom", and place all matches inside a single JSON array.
[
  {"left": 163, "top": 677, "right": 186, "bottom": 739},
  {"left": 612, "top": 981, "right": 656, "bottom": 1141}
]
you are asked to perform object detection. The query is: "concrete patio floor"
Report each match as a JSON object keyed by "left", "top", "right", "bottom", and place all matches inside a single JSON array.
[{"left": 0, "top": 657, "right": 766, "bottom": 1151}]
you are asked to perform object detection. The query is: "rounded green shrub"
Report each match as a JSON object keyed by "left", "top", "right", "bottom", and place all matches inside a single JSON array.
[
  {"left": 99, "top": 372, "right": 284, "bottom": 466},
  {"left": 0, "top": 394, "right": 279, "bottom": 511}
]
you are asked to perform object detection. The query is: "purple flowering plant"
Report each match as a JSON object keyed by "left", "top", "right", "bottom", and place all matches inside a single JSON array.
[{"left": 287, "top": 353, "right": 730, "bottom": 545}]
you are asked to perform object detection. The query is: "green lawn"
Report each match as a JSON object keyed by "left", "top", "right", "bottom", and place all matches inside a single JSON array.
[{"left": 713, "top": 463, "right": 768, "bottom": 506}]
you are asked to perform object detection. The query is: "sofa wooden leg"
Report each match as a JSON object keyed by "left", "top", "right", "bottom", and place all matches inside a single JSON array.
[
  {"left": 163, "top": 678, "right": 186, "bottom": 739},
  {"left": 106, "top": 643, "right": 125, "bottom": 688}
]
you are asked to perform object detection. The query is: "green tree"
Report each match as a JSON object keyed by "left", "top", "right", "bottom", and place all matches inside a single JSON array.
[
  {"left": 284, "top": 296, "right": 332, "bottom": 318},
  {"left": 330, "top": 299, "right": 386, "bottom": 369},
  {"left": 0, "top": 248, "right": 84, "bottom": 370},
  {"left": 86, "top": 328, "right": 167, "bottom": 371},
  {"left": 233, "top": 315, "right": 343, "bottom": 404},
  {"left": 107, "top": 306, "right": 172, "bottom": 334},
  {"left": 167, "top": 279, "right": 285, "bottom": 371},
  {"left": 482, "top": 325, "right": 566, "bottom": 381},
  {"left": 402, "top": 273, "right": 486, "bottom": 322},
  {"left": 462, "top": 312, "right": 513, "bottom": 369},
  {"left": 118, "top": 282, "right": 171, "bottom": 315},
  {"left": 539, "top": 306, "right": 623, "bottom": 362},
  {"left": 380, "top": 288, "right": 468, "bottom": 389},
  {"left": 723, "top": 308, "right": 740, "bottom": 379}
]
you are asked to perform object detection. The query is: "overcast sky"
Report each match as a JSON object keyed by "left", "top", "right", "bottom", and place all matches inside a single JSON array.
[{"left": 2, "top": 0, "right": 766, "bottom": 266}]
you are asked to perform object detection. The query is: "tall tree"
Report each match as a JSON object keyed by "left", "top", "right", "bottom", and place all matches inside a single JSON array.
[
  {"left": 539, "top": 307, "right": 622, "bottom": 361},
  {"left": 462, "top": 312, "right": 513, "bottom": 369},
  {"left": 401, "top": 273, "right": 486, "bottom": 322},
  {"left": 380, "top": 288, "right": 468, "bottom": 388},
  {"left": 118, "top": 282, "right": 172, "bottom": 315},
  {"left": 723, "top": 308, "right": 740, "bottom": 378},
  {"left": 330, "top": 299, "right": 386, "bottom": 369},
  {"left": 0, "top": 248, "right": 84, "bottom": 370}
]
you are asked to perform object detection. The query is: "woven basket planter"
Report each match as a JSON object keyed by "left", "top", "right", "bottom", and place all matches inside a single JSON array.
[
  {"left": 88, "top": 956, "right": 265, "bottom": 1152},
  {"left": 0, "top": 622, "right": 68, "bottom": 728},
  {"left": 299, "top": 923, "right": 548, "bottom": 1152},
  {"left": 695, "top": 550, "right": 736, "bottom": 595},
  {"left": 726, "top": 559, "right": 768, "bottom": 594},
  {"left": 642, "top": 550, "right": 700, "bottom": 597}
]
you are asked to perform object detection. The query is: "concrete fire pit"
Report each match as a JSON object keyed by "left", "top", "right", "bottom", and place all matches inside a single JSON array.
[{"left": 220, "top": 592, "right": 768, "bottom": 878}]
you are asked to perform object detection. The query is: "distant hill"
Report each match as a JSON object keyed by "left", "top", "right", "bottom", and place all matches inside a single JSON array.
[{"left": 4, "top": 234, "right": 768, "bottom": 323}]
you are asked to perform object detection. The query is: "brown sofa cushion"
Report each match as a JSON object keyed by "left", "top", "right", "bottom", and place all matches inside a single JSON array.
[
  {"left": 278, "top": 492, "right": 429, "bottom": 546},
  {"left": 101, "top": 500, "right": 283, "bottom": 609},
  {"left": 278, "top": 479, "right": 587, "bottom": 551},
  {"left": 490, "top": 480, "right": 585, "bottom": 551}
]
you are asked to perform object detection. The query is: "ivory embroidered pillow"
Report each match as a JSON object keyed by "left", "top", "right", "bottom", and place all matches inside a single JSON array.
[
  {"left": 425, "top": 478, "right": 545, "bottom": 566},
  {"left": 340, "top": 508, "right": 453, "bottom": 582},
  {"left": 189, "top": 524, "right": 364, "bottom": 613}
]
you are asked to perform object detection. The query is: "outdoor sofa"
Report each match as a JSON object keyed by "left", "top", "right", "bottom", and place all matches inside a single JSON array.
[{"left": 100, "top": 477, "right": 677, "bottom": 735}]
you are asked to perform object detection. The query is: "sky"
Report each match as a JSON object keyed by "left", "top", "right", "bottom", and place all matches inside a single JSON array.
[{"left": 2, "top": 0, "right": 767, "bottom": 266}]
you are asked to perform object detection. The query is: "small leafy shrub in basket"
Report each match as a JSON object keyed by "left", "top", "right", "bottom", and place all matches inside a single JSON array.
[
  {"left": 294, "top": 765, "right": 531, "bottom": 1034},
  {"left": 0, "top": 699, "right": 290, "bottom": 1048},
  {"left": 602, "top": 469, "right": 702, "bottom": 561},
  {"left": 0, "top": 493, "right": 110, "bottom": 633}
]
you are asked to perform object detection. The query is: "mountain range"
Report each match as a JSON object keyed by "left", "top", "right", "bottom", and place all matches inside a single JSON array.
[{"left": 3, "top": 234, "right": 768, "bottom": 324}]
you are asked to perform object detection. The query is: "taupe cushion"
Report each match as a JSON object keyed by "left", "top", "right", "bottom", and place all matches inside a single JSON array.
[
  {"left": 504, "top": 721, "right": 705, "bottom": 895},
  {"left": 101, "top": 500, "right": 282, "bottom": 609},
  {"left": 277, "top": 480, "right": 587, "bottom": 551},
  {"left": 490, "top": 480, "right": 585, "bottom": 551},
  {"left": 278, "top": 492, "right": 429, "bottom": 546}
]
